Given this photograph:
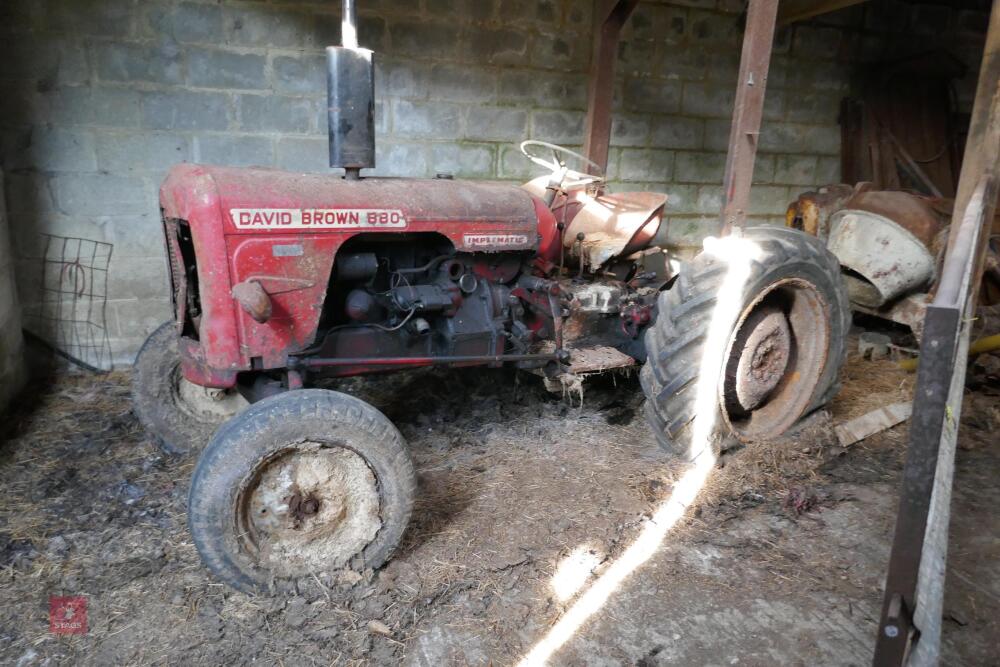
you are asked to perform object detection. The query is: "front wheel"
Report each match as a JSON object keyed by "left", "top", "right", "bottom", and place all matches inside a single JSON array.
[
  {"left": 132, "top": 322, "right": 247, "bottom": 455},
  {"left": 187, "top": 389, "right": 416, "bottom": 594},
  {"left": 640, "top": 227, "right": 850, "bottom": 461}
]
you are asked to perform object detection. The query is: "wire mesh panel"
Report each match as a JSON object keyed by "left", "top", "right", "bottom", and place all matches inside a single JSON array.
[{"left": 27, "top": 234, "right": 114, "bottom": 371}]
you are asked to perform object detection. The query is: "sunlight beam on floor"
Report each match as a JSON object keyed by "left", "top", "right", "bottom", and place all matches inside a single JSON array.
[{"left": 518, "top": 235, "right": 761, "bottom": 666}]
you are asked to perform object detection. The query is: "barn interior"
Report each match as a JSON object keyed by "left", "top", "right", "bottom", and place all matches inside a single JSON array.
[{"left": 1, "top": 0, "right": 999, "bottom": 665}]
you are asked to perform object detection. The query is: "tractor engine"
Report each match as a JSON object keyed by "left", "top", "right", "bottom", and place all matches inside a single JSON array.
[{"left": 314, "top": 241, "right": 537, "bottom": 372}]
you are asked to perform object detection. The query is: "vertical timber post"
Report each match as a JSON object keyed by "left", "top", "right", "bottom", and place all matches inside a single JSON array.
[
  {"left": 939, "top": 1, "right": 1000, "bottom": 302},
  {"left": 873, "top": 3, "right": 1000, "bottom": 665},
  {"left": 719, "top": 0, "right": 779, "bottom": 235},
  {"left": 582, "top": 0, "right": 639, "bottom": 176}
]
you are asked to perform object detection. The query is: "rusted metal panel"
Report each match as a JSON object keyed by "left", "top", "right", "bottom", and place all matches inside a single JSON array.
[
  {"left": 785, "top": 184, "right": 856, "bottom": 239},
  {"left": 853, "top": 293, "right": 929, "bottom": 340},
  {"left": 582, "top": 0, "right": 639, "bottom": 174},
  {"left": 847, "top": 191, "right": 945, "bottom": 248},
  {"left": 719, "top": 0, "right": 779, "bottom": 234}
]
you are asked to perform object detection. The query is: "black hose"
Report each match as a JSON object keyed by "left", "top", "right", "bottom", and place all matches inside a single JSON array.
[
  {"left": 394, "top": 254, "right": 453, "bottom": 275},
  {"left": 21, "top": 328, "right": 109, "bottom": 374}
]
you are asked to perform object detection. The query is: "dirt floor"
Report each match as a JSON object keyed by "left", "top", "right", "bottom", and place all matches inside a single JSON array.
[{"left": 1, "top": 338, "right": 998, "bottom": 666}]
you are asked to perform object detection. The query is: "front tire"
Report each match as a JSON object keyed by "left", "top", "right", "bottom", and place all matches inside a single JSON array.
[
  {"left": 641, "top": 227, "right": 849, "bottom": 461},
  {"left": 131, "top": 322, "right": 247, "bottom": 454},
  {"left": 187, "top": 389, "right": 416, "bottom": 594}
]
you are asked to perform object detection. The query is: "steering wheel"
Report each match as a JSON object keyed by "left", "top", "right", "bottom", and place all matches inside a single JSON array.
[{"left": 520, "top": 140, "right": 605, "bottom": 190}]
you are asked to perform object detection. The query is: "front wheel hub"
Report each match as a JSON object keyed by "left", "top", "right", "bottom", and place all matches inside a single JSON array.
[
  {"left": 238, "top": 443, "right": 382, "bottom": 577},
  {"left": 175, "top": 375, "right": 247, "bottom": 420}
]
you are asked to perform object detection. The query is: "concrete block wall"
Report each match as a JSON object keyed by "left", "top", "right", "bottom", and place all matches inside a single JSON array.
[
  {"left": 0, "top": 172, "right": 27, "bottom": 409},
  {"left": 0, "top": 0, "right": 988, "bottom": 364}
]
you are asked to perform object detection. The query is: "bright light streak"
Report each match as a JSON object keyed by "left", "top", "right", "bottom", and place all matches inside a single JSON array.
[
  {"left": 520, "top": 236, "right": 761, "bottom": 666},
  {"left": 551, "top": 546, "right": 602, "bottom": 601},
  {"left": 573, "top": 191, "right": 614, "bottom": 222},
  {"left": 341, "top": 21, "right": 359, "bottom": 49}
]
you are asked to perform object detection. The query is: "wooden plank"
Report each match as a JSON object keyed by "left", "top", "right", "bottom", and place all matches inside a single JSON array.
[
  {"left": 873, "top": 4, "right": 1000, "bottom": 660},
  {"left": 944, "top": 1, "right": 1000, "bottom": 301},
  {"left": 908, "top": 299, "right": 969, "bottom": 667},
  {"left": 834, "top": 402, "right": 912, "bottom": 447}
]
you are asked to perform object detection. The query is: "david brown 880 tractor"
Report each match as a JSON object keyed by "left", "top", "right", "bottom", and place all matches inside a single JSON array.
[{"left": 132, "top": 4, "right": 849, "bottom": 594}]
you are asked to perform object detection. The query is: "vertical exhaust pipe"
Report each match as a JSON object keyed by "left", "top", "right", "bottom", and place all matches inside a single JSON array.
[
  {"left": 327, "top": 0, "right": 375, "bottom": 179},
  {"left": 341, "top": 0, "right": 358, "bottom": 48}
]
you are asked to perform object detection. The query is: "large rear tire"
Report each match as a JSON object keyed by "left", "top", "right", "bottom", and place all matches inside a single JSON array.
[
  {"left": 132, "top": 322, "right": 247, "bottom": 455},
  {"left": 187, "top": 389, "right": 416, "bottom": 594},
  {"left": 641, "top": 227, "right": 849, "bottom": 461}
]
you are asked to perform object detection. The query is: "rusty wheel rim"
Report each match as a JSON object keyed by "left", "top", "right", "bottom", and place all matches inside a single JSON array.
[
  {"left": 235, "top": 442, "right": 382, "bottom": 578},
  {"left": 720, "top": 278, "right": 830, "bottom": 440}
]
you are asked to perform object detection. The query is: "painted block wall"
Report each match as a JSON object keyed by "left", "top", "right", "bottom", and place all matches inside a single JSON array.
[{"left": 0, "top": 0, "right": 988, "bottom": 364}]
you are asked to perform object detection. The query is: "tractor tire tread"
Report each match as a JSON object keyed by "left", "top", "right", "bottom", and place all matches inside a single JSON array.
[
  {"left": 187, "top": 389, "right": 416, "bottom": 595},
  {"left": 640, "top": 227, "right": 849, "bottom": 461}
]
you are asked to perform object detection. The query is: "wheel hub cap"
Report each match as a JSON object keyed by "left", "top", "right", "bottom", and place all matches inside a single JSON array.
[
  {"left": 721, "top": 277, "right": 831, "bottom": 440},
  {"left": 733, "top": 307, "right": 791, "bottom": 411},
  {"left": 242, "top": 443, "right": 381, "bottom": 576}
]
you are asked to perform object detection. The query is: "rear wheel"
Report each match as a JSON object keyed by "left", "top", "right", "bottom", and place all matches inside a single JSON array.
[
  {"left": 132, "top": 322, "right": 247, "bottom": 454},
  {"left": 641, "top": 227, "right": 849, "bottom": 461},
  {"left": 187, "top": 389, "right": 416, "bottom": 594}
]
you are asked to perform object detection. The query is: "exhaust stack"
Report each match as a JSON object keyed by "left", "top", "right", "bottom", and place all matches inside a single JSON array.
[{"left": 327, "top": 0, "right": 375, "bottom": 179}]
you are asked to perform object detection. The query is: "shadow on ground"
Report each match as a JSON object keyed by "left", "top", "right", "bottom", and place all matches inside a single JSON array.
[{"left": 0, "top": 351, "right": 997, "bottom": 665}]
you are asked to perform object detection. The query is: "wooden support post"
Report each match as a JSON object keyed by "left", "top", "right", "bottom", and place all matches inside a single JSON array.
[
  {"left": 873, "top": 3, "right": 1000, "bottom": 665},
  {"left": 719, "top": 0, "right": 779, "bottom": 235},
  {"left": 582, "top": 0, "right": 639, "bottom": 175},
  {"left": 942, "top": 1, "right": 1000, "bottom": 303}
]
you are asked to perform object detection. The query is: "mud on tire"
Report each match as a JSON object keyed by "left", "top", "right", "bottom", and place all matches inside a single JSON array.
[
  {"left": 132, "top": 322, "right": 247, "bottom": 455},
  {"left": 640, "top": 227, "right": 850, "bottom": 461},
  {"left": 187, "top": 389, "right": 416, "bottom": 595}
]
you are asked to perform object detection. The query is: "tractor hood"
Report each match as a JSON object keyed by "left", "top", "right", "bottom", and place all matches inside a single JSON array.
[
  {"left": 160, "top": 164, "right": 554, "bottom": 254},
  {"left": 158, "top": 164, "right": 559, "bottom": 380}
]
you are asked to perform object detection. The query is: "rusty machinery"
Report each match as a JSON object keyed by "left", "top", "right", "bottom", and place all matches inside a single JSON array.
[{"left": 131, "top": 0, "right": 854, "bottom": 597}]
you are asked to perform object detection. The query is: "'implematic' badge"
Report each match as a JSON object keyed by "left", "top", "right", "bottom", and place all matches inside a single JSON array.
[
  {"left": 230, "top": 208, "right": 407, "bottom": 229},
  {"left": 463, "top": 233, "right": 531, "bottom": 248}
]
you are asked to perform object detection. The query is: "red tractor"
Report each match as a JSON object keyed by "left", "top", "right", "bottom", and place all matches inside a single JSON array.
[{"left": 132, "top": 6, "right": 849, "bottom": 593}]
